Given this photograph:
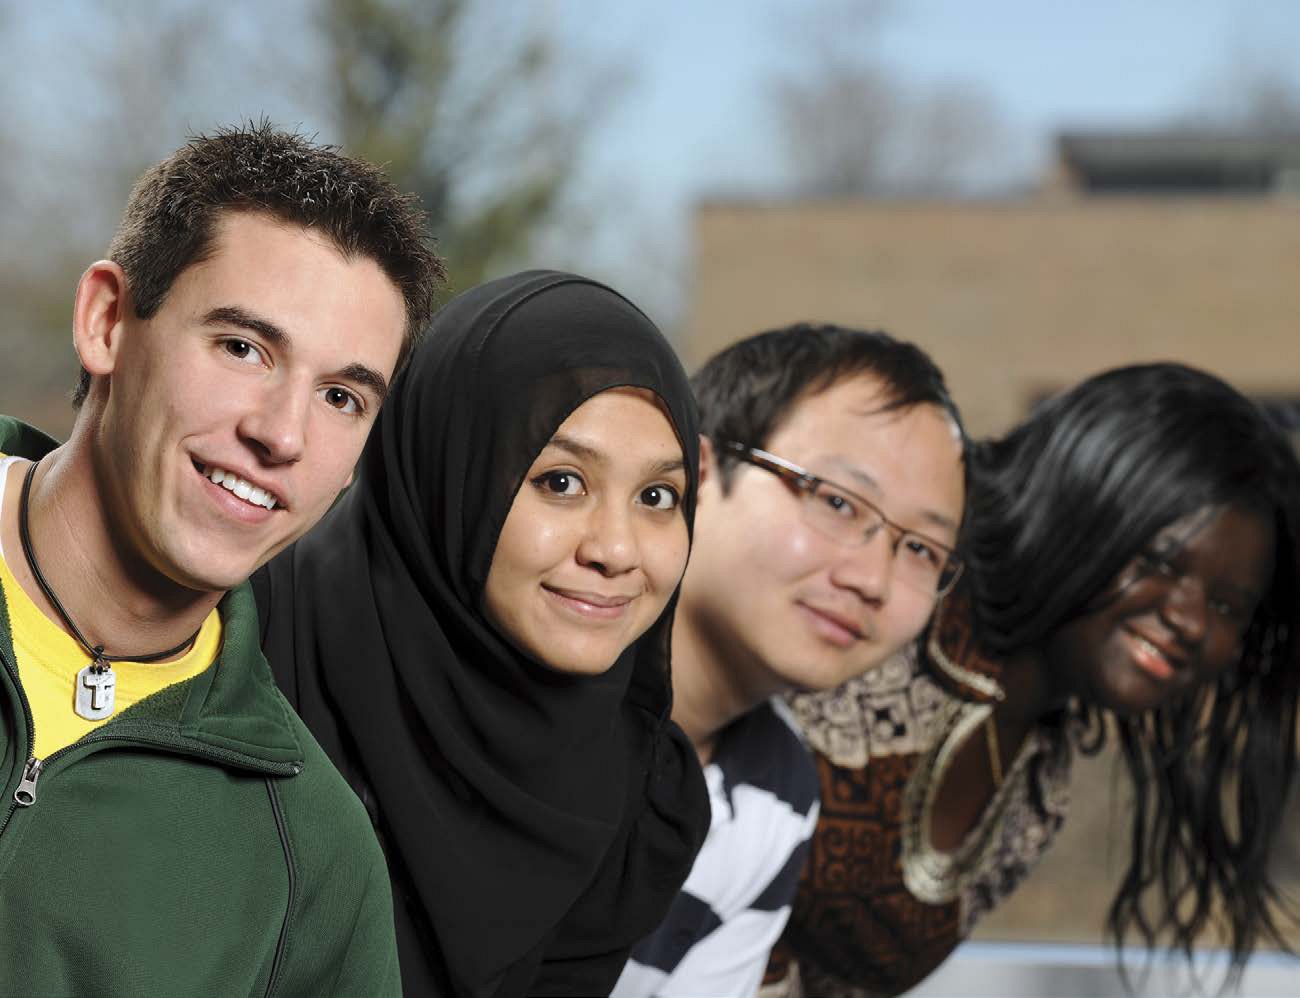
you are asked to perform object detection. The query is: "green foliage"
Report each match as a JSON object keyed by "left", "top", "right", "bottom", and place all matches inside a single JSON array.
[{"left": 2, "top": 0, "right": 610, "bottom": 430}]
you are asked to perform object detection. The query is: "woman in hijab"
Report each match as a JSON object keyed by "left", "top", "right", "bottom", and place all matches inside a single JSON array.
[{"left": 253, "top": 271, "right": 710, "bottom": 997}]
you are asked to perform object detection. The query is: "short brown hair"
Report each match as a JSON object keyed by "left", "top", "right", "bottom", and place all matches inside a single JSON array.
[{"left": 75, "top": 120, "right": 443, "bottom": 406}]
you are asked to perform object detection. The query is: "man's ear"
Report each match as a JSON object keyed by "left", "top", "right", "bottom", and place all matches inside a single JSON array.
[
  {"left": 72, "top": 261, "right": 132, "bottom": 380},
  {"left": 697, "top": 434, "right": 717, "bottom": 498}
]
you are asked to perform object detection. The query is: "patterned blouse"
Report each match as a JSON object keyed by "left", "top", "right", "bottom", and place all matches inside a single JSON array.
[{"left": 763, "top": 596, "right": 1074, "bottom": 997}]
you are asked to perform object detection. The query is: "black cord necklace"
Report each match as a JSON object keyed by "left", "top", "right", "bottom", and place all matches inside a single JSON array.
[{"left": 18, "top": 460, "right": 202, "bottom": 720}]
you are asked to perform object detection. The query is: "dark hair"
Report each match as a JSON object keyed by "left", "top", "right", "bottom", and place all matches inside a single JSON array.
[
  {"left": 691, "top": 322, "right": 967, "bottom": 490},
  {"left": 969, "top": 362, "right": 1300, "bottom": 982},
  {"left": 74, "top": 120, "right": 444, "bottom": 407}
]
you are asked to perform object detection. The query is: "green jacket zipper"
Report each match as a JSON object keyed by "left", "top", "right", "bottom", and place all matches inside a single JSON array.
[
  {"left": 0, "top": 647, "right": 302, "bottom": 998},
  {"left": 1, "top": 648, "right": 299, "bottom": 831},
  {"left": 0, "top": 647, "right": 37, "bottom": 838},
  {"left": 13, "top": 757, "right": 41, "bottom": 805}
]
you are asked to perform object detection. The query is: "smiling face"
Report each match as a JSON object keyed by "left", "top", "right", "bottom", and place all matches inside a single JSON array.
[
  {"left": 85, "top": 210, "right": 407, "bottom": 593},
  {"left": 483, "top": 387, "right": 692, "bottom": 675},
  {"left": 1045, "top": 503, "right": 1276, "bottom": 714},
  {"left": 682, "top": 371, "right": 966, "bottom": 698}
]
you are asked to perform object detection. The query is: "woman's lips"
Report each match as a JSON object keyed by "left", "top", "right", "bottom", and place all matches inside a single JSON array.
[
  {"left": 543, "top": 585, "right": 635, "bottom": 620},
  {"left": 1124, "top": 629, "right": 1178, "bottom": 681}
]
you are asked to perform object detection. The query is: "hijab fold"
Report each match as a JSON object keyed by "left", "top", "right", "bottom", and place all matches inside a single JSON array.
[{"left": 257, "top": 271, "right": 708, "bottom": 997}]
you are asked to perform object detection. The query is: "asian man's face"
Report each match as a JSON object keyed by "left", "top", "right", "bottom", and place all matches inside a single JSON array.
[{"left": 682, "top": 372, "right": 965, "bottom": 698}]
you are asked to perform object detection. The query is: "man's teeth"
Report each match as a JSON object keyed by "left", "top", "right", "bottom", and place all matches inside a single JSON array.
[{"left": 203, "top": 466, "right": 278, "bottom": 510}]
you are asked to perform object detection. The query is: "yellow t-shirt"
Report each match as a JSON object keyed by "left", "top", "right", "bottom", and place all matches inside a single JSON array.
[{"left": 0, "top": 456, "right": 221, "bottom": 758}]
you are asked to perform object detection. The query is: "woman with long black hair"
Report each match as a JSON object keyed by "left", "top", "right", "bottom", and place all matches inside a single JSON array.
[
  {"left": 769, "top": 362, "right": 1300, "bottom": 996},
  {"left": 253, "top": 271, "right": 709, "bottom": 997}
]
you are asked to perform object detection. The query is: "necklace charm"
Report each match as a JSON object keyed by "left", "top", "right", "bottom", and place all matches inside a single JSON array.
[
  {"left": 20, "top": 461, "right": 200, "bottom": 719},
  {"left": 74, "top": 662, "right": 116, "bottom": 721}
]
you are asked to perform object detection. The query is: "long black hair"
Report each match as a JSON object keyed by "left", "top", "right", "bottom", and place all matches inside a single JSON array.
[{"left": 968, "top": 362, "right": 1300, "bottom": 982}]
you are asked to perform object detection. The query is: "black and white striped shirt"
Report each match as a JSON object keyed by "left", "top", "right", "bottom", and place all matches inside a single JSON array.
[{"left": 612, "top": 699, "right": 820, "bottom": 997}]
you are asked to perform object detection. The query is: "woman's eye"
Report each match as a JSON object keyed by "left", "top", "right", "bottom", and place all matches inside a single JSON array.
[
  {"left": 1136, "top": 551, "right": 1178, "bottom": 579},
  {"left": 320, "top": 386, "right": 361, "bottom": 415},
  {"left": 223, "top": 339, "right": 264, "bottom": 366},
  {"left": 535, "top": 471, "right": 585, "bottom": 496},
  {"left": 1208, "top": 596, "right": 1249, "bottom": 623},
  {"left": 640, "top": 485, "right": 680, "bottom": 511}
]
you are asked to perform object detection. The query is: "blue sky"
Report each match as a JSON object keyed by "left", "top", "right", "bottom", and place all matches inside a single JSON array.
[
  {"left": 571, "top": 0, "right": 1300, "bottom": 194},
  {"left": 544, "top": 0, "right": 1300, "bottom": 318},
  {"left": 5, "top": 0, "right": 1298, "bottom": 324}
]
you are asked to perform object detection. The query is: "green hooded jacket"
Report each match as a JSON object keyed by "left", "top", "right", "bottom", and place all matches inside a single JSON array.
[{"left": 0, "top": 417, "right": 400, "bottom": 997}]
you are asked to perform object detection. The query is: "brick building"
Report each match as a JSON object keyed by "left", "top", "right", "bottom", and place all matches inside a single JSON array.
[{"left": 684, "top": 130, "right": 1300, "bottom": 440}]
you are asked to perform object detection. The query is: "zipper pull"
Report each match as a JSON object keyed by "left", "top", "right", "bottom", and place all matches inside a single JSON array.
[{"left": 13, "top": 757, "right": 43, "bottom": 807}]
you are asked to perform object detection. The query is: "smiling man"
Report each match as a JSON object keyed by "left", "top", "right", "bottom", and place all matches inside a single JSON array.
[
  {"left": 0, "top": 124, "right": 440, "bottom": 995},
  {"left": 612, "top": 324, "right": 968, "bottom": 998}
]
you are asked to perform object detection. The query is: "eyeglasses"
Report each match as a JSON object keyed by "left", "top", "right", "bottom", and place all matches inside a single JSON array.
[{"left": 724, "top": 442, "right": 964, "bottom": 597}]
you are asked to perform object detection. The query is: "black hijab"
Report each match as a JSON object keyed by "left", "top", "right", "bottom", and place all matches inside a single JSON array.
[{"left": 254, "top": 271, "right": 709, "bottom": 997}]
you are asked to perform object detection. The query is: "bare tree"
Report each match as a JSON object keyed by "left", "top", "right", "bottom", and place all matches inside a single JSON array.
[
  {"left": 901, "top": 85, "right": 1007, "bottom": 193},
  {"left": 769, "top": 0, "right": 1009, "bottom": 197},
  {"left": 775, "top": 62, "right": 901, "bottom": 197},
  {"left": 1208, "top": 61, "right": 1300, "bottom": 130},
  {"left": 315, "top": 0, "right": 623, "bottom": 296},
  {"left": 1, "top": 0, "right": 620, "bottom": 433}
]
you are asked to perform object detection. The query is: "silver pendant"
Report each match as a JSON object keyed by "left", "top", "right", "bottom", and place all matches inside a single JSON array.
[{"left": 74, "top": 663, "right": 116, "bottom": 721}]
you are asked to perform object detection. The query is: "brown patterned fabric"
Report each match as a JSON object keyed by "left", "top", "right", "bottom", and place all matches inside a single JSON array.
[
  {"left": 765, "top": 597, "right": 1071, "bottom": 998},
  {"left": 773, "top": 754, "right": 963, "bottom": 996}
]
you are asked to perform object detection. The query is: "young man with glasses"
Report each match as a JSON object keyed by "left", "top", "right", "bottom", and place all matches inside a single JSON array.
[{"left": 612, "top": 324, "right": 967, "bottom": 997}]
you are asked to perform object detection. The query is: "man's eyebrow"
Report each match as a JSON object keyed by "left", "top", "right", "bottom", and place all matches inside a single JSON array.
[
  {"left": 339, "top": 363, "right": 389, "bottom": 404},
  {"left": 204, "top": 305, "right": 288, "bottom": 350},
  {"left": 204, "top": 305, "right": 389, "bottom": 403},
  {"left": 841, "top": 465, "right": 881, "bottom": 495},
  {"left": 917, "top": 509, "right": 959, "bottom": 534},
  {"left": 836, "top": 462, "right": 959, "bottom": 535}
]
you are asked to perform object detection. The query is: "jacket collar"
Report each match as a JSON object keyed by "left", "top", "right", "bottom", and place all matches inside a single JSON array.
[
  {"left": 0, "top": 415, "right": 59, "bottom": 465},
  {"left": 0, "top": 415, "right": 302, "bottom": 769}
]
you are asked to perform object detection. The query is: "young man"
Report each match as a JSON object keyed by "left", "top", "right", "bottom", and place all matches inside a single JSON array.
[
  {"left": 0, "top": 124, "right": 441, "bottom": 995},
  {"left": 613, "top": 324, "right": 968, "bottom": 997}
]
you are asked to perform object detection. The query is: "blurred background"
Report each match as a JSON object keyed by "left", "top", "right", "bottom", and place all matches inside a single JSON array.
[{"left": 3, "top": 0, "right": 1298, "bottom": 993}]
